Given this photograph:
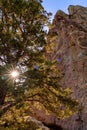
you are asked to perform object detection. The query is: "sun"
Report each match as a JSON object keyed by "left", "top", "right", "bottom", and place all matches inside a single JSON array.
[
  {"left": 2, "top": 65, "right": 20, "bottom": 84},
  {"left": 10, "top": 70, "right": 19, "bottom": 78}
]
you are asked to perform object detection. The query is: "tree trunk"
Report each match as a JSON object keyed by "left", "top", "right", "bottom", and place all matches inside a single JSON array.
[{"left": 0, "top": 83, "right": 7, "bottom": 105}]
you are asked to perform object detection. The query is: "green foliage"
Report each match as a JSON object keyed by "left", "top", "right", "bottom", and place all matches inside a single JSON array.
[
  {"left": 0, "top": 0, "right": 50, "bottom": 104},
  {"left": 0, "top": 105, "right": 47, "bottom": 130}
]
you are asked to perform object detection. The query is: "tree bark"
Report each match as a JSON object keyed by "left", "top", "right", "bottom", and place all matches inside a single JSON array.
[{"left": 0, "top": 83, "right": 7, "bottom": 105}]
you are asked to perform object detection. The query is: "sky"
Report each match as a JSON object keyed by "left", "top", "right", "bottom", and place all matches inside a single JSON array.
[{"left": 42, "top": 0, "right": 87, "bottom": 19}]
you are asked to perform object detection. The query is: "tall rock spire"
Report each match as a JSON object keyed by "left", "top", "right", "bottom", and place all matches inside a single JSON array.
[{"left": 48, "top": 5, "right": 87, "bottom": 130}]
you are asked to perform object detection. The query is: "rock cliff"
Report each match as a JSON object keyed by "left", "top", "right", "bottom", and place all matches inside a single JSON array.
[{"left": 48, "top": 5, "right": 87, "bottom": 130}]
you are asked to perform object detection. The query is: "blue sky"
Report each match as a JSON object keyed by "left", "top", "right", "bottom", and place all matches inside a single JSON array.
[{"left": 42, "top": 0, "right": 87, "bottom": 19}]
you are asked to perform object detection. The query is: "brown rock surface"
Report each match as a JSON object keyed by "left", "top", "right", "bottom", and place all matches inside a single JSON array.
[
  {"left": 47, "top": 5, "right": 87, "bottom": 130},
  {"left": 28, "top": 5, "right": 87, "bottom": 130}
]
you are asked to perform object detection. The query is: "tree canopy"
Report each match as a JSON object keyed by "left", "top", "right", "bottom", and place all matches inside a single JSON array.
[{"left": 0, "top": 0, "right": 50, "bottom": 104}]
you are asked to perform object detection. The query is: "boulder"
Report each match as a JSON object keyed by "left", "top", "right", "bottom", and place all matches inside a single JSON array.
[{"left": 24, "top": 116, "right": 50, "bottom": 130}]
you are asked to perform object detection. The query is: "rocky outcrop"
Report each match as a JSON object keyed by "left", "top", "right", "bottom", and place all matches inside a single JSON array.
[
  {"left": 48, "top": 5, "right": 87, "bottom": 130},
  {"left": 28, "top": 108, "right": 63, "bottom": 130},
  {"left": 24, "top": 116, "right": 50, "bottom": 130}
]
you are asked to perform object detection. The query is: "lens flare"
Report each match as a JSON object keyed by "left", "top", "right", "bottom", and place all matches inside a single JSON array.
[{"left": 10, "top": 70, "right": 19, "bottom": 78}]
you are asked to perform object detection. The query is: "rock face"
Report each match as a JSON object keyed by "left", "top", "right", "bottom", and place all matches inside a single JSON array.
[
  {"left": 48, "top": 5, "right": 87, "bottom": 130},
  {"left": 24, "top": 116, "right": 50, "bottom": 130},
  {"left": 29, "top": 108, "right": 63, "bottom": 130}
]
